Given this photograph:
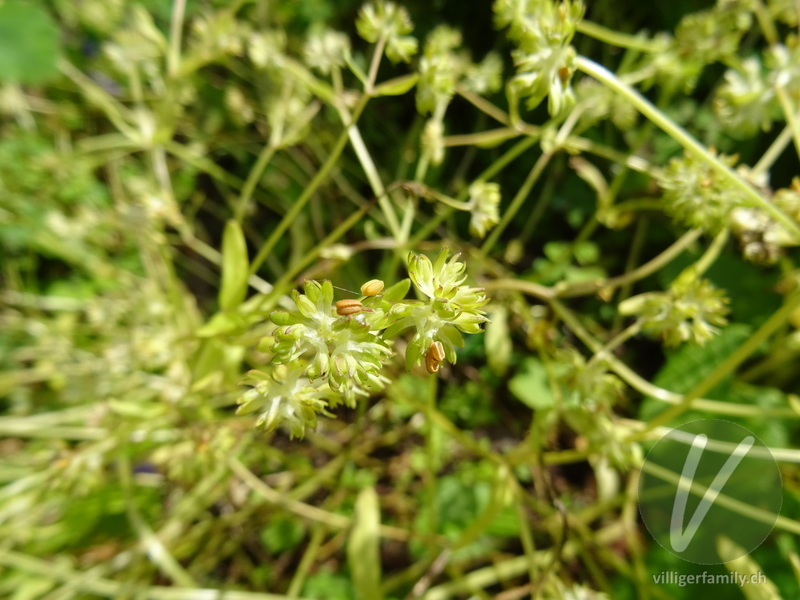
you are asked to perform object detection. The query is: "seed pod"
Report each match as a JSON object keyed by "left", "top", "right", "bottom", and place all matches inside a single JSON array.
[
  {"left": 336, "top": 299, "right": 365, "bottom": 316},
  {"left": 360, "top": 279, "right": 385, "bottom": 297}
]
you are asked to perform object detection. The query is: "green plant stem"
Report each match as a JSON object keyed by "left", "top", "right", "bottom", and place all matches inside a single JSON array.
[
  {"left": 0, "top": 549, "right": 292, "bottom": 600},
  {"left": 407, "top": 135, "right": 540, "bottom": 248},
  {"left": 425, "top": 374, "right": 439, "bottom": 543},
  {"left": 548, "top": 297, "right": 800, "bottom": 419},
  {"left": 642, "top": 460, "right": 800, "bottom": 535},
  {"left": 752, "top": 0, "right": 780, "bottom": 45},
  {"left": 249, "top": 96, "right": 368, "bottom": 276},
  {"left": 688, "top": 228, "right": 729, "bottom": 279},
  {"left": 577, "top": 55, "right": 800, "bottom": 240},
  {"left": 253, "top": 194, "right": 379, "bottom": 312},
  {"left": 117, "top": 454, "right": 198, "bottom": 588},
  {"left": 576, "top": 20, "right": 664, "bottom": 52},
  {"left": 168, "top": 0, "right": 187, "bottom": 77},
  {"left": 587, "top": 320, "right": 642, "bottom": 369},
  {"left": 366, "top": 33, "right": 388, "bottom": 93},
  {"left": 227, "top": 456, "right": 413, "bottom": 541},
  {"left": 423, "top": 523, "right": 626, "bottom": 600},
  {"left": 59, "top": 60, "right": 137, "bottom": 140},
  {"left": 636, "top": 288, "right": 800, "bottom": 433},
  {"left": 775, "top": 85, "right": 800, "bottom": 162},
  {"left": 484, "top": 228, "right": 702, "bottom": 300},
  {"left": 287, "top": 524, "right": 326, "bottom": 598},
  {"left": 479, "top": 151, "right": 552, "bottom": 258},
  {"left": 612, "top": 217, "right": 649, "bottom": 331},
  {"left": 235, "top": 144, "right": 277, "bottom": 223},
  {"left": 753, "top": 124, "right": 794, "bottom": 176},
  {"left": 443, "top": 127, "right": 521, "bottom": 148}
]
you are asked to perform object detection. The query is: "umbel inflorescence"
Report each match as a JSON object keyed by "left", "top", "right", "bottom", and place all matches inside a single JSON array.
[{"left": 237, "top": 249, "right": 488, "bottom": 437}]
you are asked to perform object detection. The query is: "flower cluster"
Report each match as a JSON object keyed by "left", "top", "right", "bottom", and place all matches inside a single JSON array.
[
  {"left": 237, "top": 250, "right": 489, "bottom": 437},
  {"left": 657, "top": 151, "right": 749, "bottom": 234},
  {"left": 713, "top": 36, "right": 800, "bottom": 135},
  {"left": 355, "top": 0, "right": 418, "bottom": 64},
  {"left": 415, "top": 26, "right": 502, "bottom": 165},
  {"left": 731, "top": 179, "right": 800, "bottom": 264},
  {"left": 495, "top": 0, "right": 585, "bottom": 116},
  {"left": 467, "top": 182, "right": 501, "bottom": 239},
  {"left": 619, "top": 276, "right": 730, "bottom": 346}
]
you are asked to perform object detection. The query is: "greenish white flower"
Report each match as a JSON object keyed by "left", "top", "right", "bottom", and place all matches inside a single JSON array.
[
  {"left": 304, "top": 28, "right": 350, "bottom": 75},
  {"left": 468, "top": 182, "right": 501, "bottom": 239},
  {"left": 495, "top": 0, "right": 584, "bottom": 116},
  {"left": 237, "top": 367, "right": 333, "bottom": 438},
  {"left": 619, "top": 277, "right": 729, "bottom": 346},
  {"left": 356, "top": 1, "right": 418, "bottom": 64}
]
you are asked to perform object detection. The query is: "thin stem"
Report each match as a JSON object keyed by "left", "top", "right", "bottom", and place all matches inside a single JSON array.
[
  {"left": 577, "top": 56, "right": 800, "bottom": 240},
  {"left": 117, "top": 454, "right": 198, "bottom": 588},
  {"left": 367, "top": 33, "right": 388, "bottom": 93},
  {"left": 252, "top": 193, "right": 380, "bottom": 313},
  {"left": 456, "top": 87, "right": 514, "bottom": 126},
  {"left": 235, "top": 144, "right": 277, "bottom": 223},
  {"left": 753, "top": 125, "right": 794, "bottom": 176},
  {"left": 548, "top": 298, "right": 800, "bottom": 419},
  {"left": 407, "top": 136, "right": 539, "bottom": 248},
  {"left": 168, "top": 0, "right": 187, "bottom": 77},
  {"left": 479, "top": 151, "right": 552, "bottom": 258},
  {"left": 228, "top": 456, "right": 412, "bottom": 541},
  {"left": 690, "top": 228, "right": 729, "bottom": 278},
  {"left": 443, "top": 127, "right": 520, "bottom": 148},
  {"left": 576, "top": 20, "right": 664, "bottom": 52},
  {"left": 249, "top": 96, "right": 368, "bottom": 276},
  {"left": 775, "top": 85, "right": 800, "bottom": 161},
  {"left": 484, "top": 228, "right": 702, "bottom": 300}
]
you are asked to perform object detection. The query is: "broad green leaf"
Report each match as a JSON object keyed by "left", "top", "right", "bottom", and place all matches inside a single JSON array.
[
  {"left": 509, "top": 358, "right": 555, "bottom": 410},
  {"left": 219, "top": 220, "right": 249, "bottom": 311},
  {"left": 372, "top": 73, "right": 418, "bottom": 97},
  {"left": 0, "top": 2, "right": 59, "bottom": 84},
  {"left": 347, "top": 487, "right": 383, "bottom": 600},
  {"left": 639, "top": 324, "right": 752, "bottom": 421}
]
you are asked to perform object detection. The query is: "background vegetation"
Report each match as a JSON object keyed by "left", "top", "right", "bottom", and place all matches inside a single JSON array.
[{"left": 1, "top": 0, "right": 800, "bottom": 598}]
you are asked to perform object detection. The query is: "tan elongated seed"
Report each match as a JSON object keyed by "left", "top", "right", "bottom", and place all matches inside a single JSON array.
[
  {"left": 425, "top": 341, "right": 446, "bottom": 374},
  {"left": 426, "top": 351, "right": 441, "bottom": 374},
  {"left": 429, "top": 341, "right": 446, "bottom": 362},
  {"left": 361, "top": 279, "right": 385, "bottom": 297},
  {"left": 336, "top": 299, "right": 365, "bottom": 316}
]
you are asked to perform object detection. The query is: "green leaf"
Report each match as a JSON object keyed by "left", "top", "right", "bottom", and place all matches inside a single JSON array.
[
  {"left": 219, "top": 220, "right": 249, "bottom": 311},
  {"left": 383, "top": 278, "right": 410, "bottom": 302},
  {"left": 0, "top": 2, "right": 59, "bottom": 84},
  {"left": 509, "top": 358, "right": 555, "bottom": 410},
  {"left": 347, "top": 487, "right": 383, "bottom": 600},
  {"left": 372, "top": 73, "right": 418, "bottom": 96},
  {"left": 639, "top": 324, "right": 752, "bottom": 421}
]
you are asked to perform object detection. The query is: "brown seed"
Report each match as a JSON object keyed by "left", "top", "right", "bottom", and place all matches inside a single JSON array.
[
  {"left": 429, "top": 341, "right": 446, "bottom": 362},
  {"left": 360, "top": 279, "right": 385, "bottom": 297},
  {"left": 336, "top": 299, "right": 364, "bottom": 316},
  {"left": 425, "top": 351, "right": 441, "bottom": 374}
]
